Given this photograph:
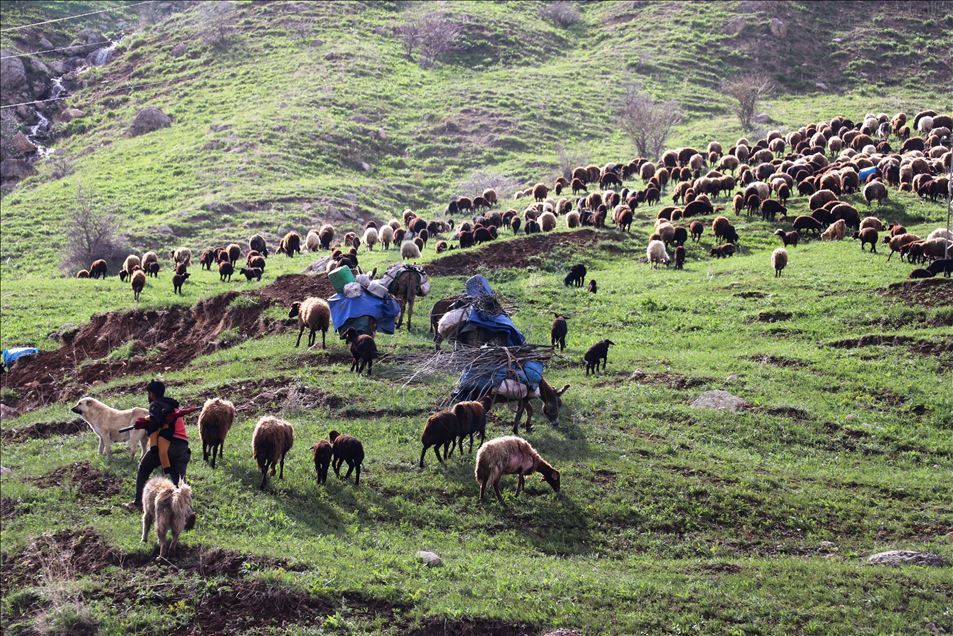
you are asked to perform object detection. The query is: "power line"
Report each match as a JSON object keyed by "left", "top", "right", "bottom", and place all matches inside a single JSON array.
[
  {"left": 0, "top": 96, "right": 67, "bottom": 110},
  {"left": 0, "top": 1, "right": 153, "bottom": 33},
  {"left": 0, "top": 38, "right": 122, "bottom": 59}
]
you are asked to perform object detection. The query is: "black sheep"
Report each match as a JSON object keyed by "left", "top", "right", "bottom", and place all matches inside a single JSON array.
[
  {"left": 584, "top": 339, "right": 615, "bottom": 375},
  {"left": 240, "top": 266, "right": 263, "bottom": 281},
  {"left": 551, "top": 315, "right": 568, "bottom": 351},
  {"left": 311, "top": 440, "right": 332, "bottom": 484},
  {"left": 674, "top": 245, "right": 685, "bottom": 270},
  {"left": 588, "top": 279, "right": 597, "bottom": 294},
  {"left": 172, "top": 272, "right": 190, "bottom": 295},
  {"left": 344, "top": 329, "right": 378, "bottom": 375},
  {"left": 564, "top": 263, "right": 587, "bottom": 287}
]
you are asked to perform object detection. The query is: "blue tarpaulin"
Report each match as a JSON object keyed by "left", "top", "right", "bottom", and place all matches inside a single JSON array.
[
  {"left": 859, "top": 166, "right": 879, "bottom": 181},
  {"left": 2, "top": 347, "right": 39, "bottom": 368},
  {"left": 457, "top": 306, "right": 525, "bottom": 347},
  {"left": 328, "top": 291, "right": 401, "bottom": 335}
]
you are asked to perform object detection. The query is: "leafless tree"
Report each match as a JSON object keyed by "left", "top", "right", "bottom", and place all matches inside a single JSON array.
[
  {"left": 457, "top": 170, "right": 521, "bottom": 199},
  {"left": 555, "top": 143, "right": 589, "bottom": 180},
  {"left": 198, "top": 1, "right": 239, "bottom": 50},
  {"left": 61, "top": 187, "right": 128, "bottom": 273},
  {"left": 540, "top": 1, "right": 582, "bottom": 27},
  {"left": 396, "top": 12, "right": 462, "bottom": 68},
  {"left": 618, "top": 84, "right": 681, "bottom": 160},
  {"left": 723, "top": 74, "right": 774, "bottom": 130}
]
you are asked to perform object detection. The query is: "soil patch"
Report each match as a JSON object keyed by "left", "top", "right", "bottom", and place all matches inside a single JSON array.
[
  {"left": 30, "top": 461, "right": 122, "bottom": 498},
  {"left": 734, "top": 291, "right": 768, "bottom": 299},
  {"left": 424, "top": 230, "right": 606, "bottom": 276},
  {"left": 1, "top": 496, "right": 18, "bottom": 520},
  {"left": 757, "top": 405, "right": 811, "bottom": 420},
  {"left": 696, "top": 562, "right": 744, "bottom": 575},
  {"left": 747, "top": 354, "right": 808, "bottom": 368},
  {"left": 628, "top": 368, "right": 705, "bottom": 389},
  {"left": 881, "top": 278, "right": 953, "bottom": 308},
  {"left": 409, "top": 618, "right": 535, "bottom": 636},
  {"left": 4, "top": 274, "right": 333, "bottom": 413},
  {"left": 828, "top": 334, "right": 953, "bottom": 358},
  {"left": 1, "top": 418, "right": 87, "bottom": 443},
  {"left": 219, "top": 377, "right": 344, "bottom": 415},
  {"left": 754, "top": 311, "right": 792, "bottom": 323}
]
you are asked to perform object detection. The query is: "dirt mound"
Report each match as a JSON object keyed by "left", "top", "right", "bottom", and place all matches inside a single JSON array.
[
  {"left": 629, "top": 368, "right": 704, "bottom": 389},
  {"left": 1, "top": 418, "right": 87, "bottom": 443},
  {"left": 237, "top": 378, "right": 343, "bottom": 414},
  {"left": 881, "top": 278, "right": 953, "bottom": 308},
  {"left": 1, "top": 496, "right": 18, "bottom": 520},
  {"left": 4, "top": 274, "right": 333, "bottom": 413},
  {"left": 424, "top": 229, "right": 606, "bottom": 276},
  {"left": 410, "top": 618, "right": 535, "bottom": 636},
  {"left": 747, "top": 354, "right": 808, "bottom": 368},
  {"left": 1, "top": 528, "right": 135, "bottom": 587},
  {"left": 828, "top": 334, "right": 953, "bottom": 357},
  {"left": 30, "top": 461, "right": 122, "bottom": 498}
]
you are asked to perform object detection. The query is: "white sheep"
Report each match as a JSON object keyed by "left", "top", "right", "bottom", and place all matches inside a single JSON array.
[
  {"left": 305, "top": 229, "right": 321, "bottom": 252},
  {"left": 771, "top": 248, "right": 788, "bottom": 277},
  {"left": 647, "top": 239, "right": 670, "bottom": 268},
  {"left": 927, "top": 228, "right": 953, "bottom": 242},
  {"left": 289, "top": 297, "right": 331, "bottom": 348},
  {"left": 401, "top": 241, "right": 421, "bottom": 260},
  {"left": 363, "top": 227, "right": 379, "bottom": 251},
  {"left": 379, "top": 225, "right": 394, "bottom": 249},
  {"left": 475, "top": 436, "right": 560, "bottom": 503}
]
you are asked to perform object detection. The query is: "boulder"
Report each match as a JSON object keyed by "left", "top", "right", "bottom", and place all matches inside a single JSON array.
[
  {"left": 12, "top": 132, "right": 36, "bottom": 154},
  {"left": 0, "top": 158, "right": 37, "bottom": 180},
  {"left": 0, "top": 50, "right": 28, "bottom": 92},
  {"left": 769, "top": 18, "right": 788, "bottom": 38},
  {"left": 690, "top": 390, "right": 748, "bottom": 411},
  {"left": 59, "top": 108, "right": 85, "bottom": 123},
  {"left": 170, "top": 42, "right": 189, "bottom": 57},
  {"left": 867, "top": 550, "right": 947, "bottom": 567},
  {"left": 127, "top": 107, "right": 171, "bottom": 137},
  {"left": 416, "top": 550, "right": 442, "bottom": 567}
]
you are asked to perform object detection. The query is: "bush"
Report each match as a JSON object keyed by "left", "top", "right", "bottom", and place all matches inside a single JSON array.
[
  {"left": 457, "top": 170, "right": 521, "bottom": 199},
  {"left": 396, "top": 11, "right": 462, "bottom": 68},
  {"left": 555, "top": 143, "right": 589, "bottom": 180},
  {"left": 197, "top": 1, "right": 239, "bottom": 50},
  {"left": 617, "top": 83, "right": 681, "bottom": 160},
  {"left": 59, "top": 186, "right": 130, "bottom": 274},
  {"left": 723, "top": 74, "right": 773, "bottom": 130},
  {"left": 540, "top": 1, "right": 581, "bottom": 27}
]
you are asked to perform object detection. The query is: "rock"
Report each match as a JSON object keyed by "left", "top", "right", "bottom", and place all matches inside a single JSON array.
[
  {"left": 0, "top": 466, "right": 11, "bottom": 476},
  {"left": 416, "top": 550, "right": 442, "bottom": 567},
  {"left": 867, "top": 550, "right": 947, "bottom": 567},
  {"left": 768, "top": 18, "right": 787, "bottom": 38},
  {"left": 59, "top": 108, "right": 85, "bottom": 122},
  {"left": 725, "top": 374, "right": 738, "bottom": 383},
  {"left": 0, "top": 404, "right": 19, "bottom": 420},
  {"left": 0, "top": 158, "right": 37, "bottom": 180},
  {"left": 350, "top": 114, "right": 371, "bottom": 124},
  {"left": 753, "top": 112, "right": 771, "bottom": 124},
  {"left": 170, "top": 42, "right": 188, "bottom": 57},
  {"left": 38, "top": 36, "right": 54, "bottom": 50},
  {"left": 0, "top": 50, "right": 28, "bottom": 92},
  {"left": 690, "top": 390, "right": 748, "bottom": 411},
  {"left": 127, "top": 107, "right": 171, "bottom": 137},
  {"left": 305, "top": 256, "right": 332, "bottom": 274},
  {"left": 359, "top": 161, "right": 372, "bottom": 172},
  {"left": 12, "top": 132, "right": 36, "bottom": 154}
]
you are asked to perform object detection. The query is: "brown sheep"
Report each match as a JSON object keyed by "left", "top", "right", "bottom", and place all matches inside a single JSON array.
[
  {"left": 885, "top": 233, "right": 920, "bottom": 261},
  {"left": 854, "top": 228, "right": 878, "bottom": 252},
  {"left": 172, "top": 272, "right": 189, "bottom": 295},
  {"left": 198, "top": 398, "right": 236, "bottom": 469},
  {"left": 774, "top": 229, "right": 799, "bottom": 247},
  {"left": 329, "top": 430, "right": 364, "bottom": 486},
  {"left": 863, "top": 182, "right": 888, "bottom": 207},
  {"left": 821, "top": 219, "right": 847, "bottom": 241},
  {"left": 344, "top": 328, "right": 378, "bottom": 375},
  {"left": 89, "top": 259, "right": 108, "bottom": 279},
  {"left": 277, "top": 232, "right": 302, "bottom": 257},
  {"left": 420, "top": 410, "right": 457, "bottom": 467},
  {"left": 710, "top": 243, "right": 736, "bottom": 258},
  {"left": 76, "top": 269, "right": 90, "bottom": 278},
  {"left": 219, "top": 261, "right": 234, "bottom": 282},
  {"left": 311, "top": 440, "right": 333, "bottom": 484},
  {"left": 532, "top": 183, "right": 549, "bottom": 201},
  {"left": 251, "top": 416, "right": 294, "bottom": 490},
  {"left": 131, "top": 269, "right": 146, "bottom": 301}
]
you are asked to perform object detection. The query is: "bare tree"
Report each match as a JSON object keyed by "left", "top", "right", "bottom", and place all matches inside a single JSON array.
[
  {"left": 396, "top": 12, "right": 462, "bottom": 68},
  {"left": 540, "top": 1, "right": 582, "bottom": 27},
  {"left": 60, "top": 187, "right": 128, "bottom": 273},
  {"left": 554, "top": 143, "right": 589, "bottom": 180},
  {"left": 617, "top": 85, "right": 681, "bottom": 160},
  {"left": 198, "top": 1, "right": 239, "bottom": 50},
  {"left": 457, "top": 170, "right": 521, "bottom": 199},
  {"left": 723, "top": 74, "right": 773, "bottom": 130}
]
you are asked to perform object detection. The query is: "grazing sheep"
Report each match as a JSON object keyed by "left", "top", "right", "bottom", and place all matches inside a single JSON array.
[
  {"left": 379, "top": 224, "right": 394, "bottom": 250},
  {"left": 122, "top": 254, "right": 141, "bottom": 280},
  {"left": 343, "top": 328, "right": 378, "bottom": 375},
  {"left": 885, "top": 233, "right": 921, "bottom": 261},
  {"left": 311, "top": 440, "right": 333, "bottom": 484},
  {"left": 771, "top": 248, "right": 788, "bottom": 277},
  {"left": 909, "top": 268, "right": 934, "bottom": 279},
  {"left": 70, "top": 396, "right": 148, "bottom": 458},
  {"left": 860, "top": 216, "right": 885, "bottom": 231},
  {"left": 198, "top": 398, "right": 236, "bottom": 469},
  {"left": 172, "top": 272, "right": 190, "bottom": 294},
  {"left": 277, "top": 232, "right": 302, "bottom": 257},
  {"left": 674, "top": 245, "right": 686, "bottom": 270},
  {"left": 219, "top": 261, "right": 234, "bottom": 281},
  {"left": 171, "top": 248, "right": 192, "bottom": 268},
  {"left": 774, "top": 229, "right": 799, "bottom": 247},
  {"left": 551, "top": 314, "right": 568, "bottom": 351},
  {"left": 142, "top": 251, "right": 159, "bottom": 271},
  {"left": 362, "top": 227, "right": 379, "bottom": 251},
  {"left": 588, "top": 279, "right": 597, "bottom": 294},
  {"left": 566, "top": 210, "right": 580, "bottom": 228},
  {"left": 927, "top": 259, "right": 952, "bottom": 278},
  {"left": 251, "top": 416, "right": 294, "bottom": 490},
  {"left": 89, "top": 259, "right": 108, "bottom": 279},
  {"left": 329, "top": 430, "right": 364, "bottom": 486},
  {"left": 710, "top": 243, "right": 736, "bottom": 258},
  {"left": 306, "top": 230, "right": 322, "bottom": 252},
  {"left": 863, "top": 181, "right": 888, "bottom": 207},
  {"left": 584, "top": 339, "right": 615, "bottom": 375},
  {"left": 475, "top": 436, "right": 560, "bottom": 503},
  {"left": 131, "top": 269, "right": 146, "bottom": 301},
  {"left": 920, "top": 238, "right": 952, "bottom": 262},
  {"left": 854, "top": 228, "right": 878, "bottom": 252},
  {"left": 564, "top": 263, "right": 587, "bottom": 287},
  {"left": 401, "top": 241, "right": 421, "bottom": 260},
  {"left": 540, "top": 212, "right": 557, "bottom": 232},
  {"left": 821, "top": 219, "right": 847, "bottom": 241},
  {"left": 145, "top": 262, "right": 160, "bottom": 278},
  {"left": 420, "top": 410, "right": 457, "bottom": 467},
  {"left": 452, "top": 401, "right": 487, "bottom": 454},
  {"left": 199, "top": 250, "right": 216, "bottom": 270},
  {"left": 141, "top": 477, "right": 194, "bottom": 559},
  {"left": 927, "top": 228, "right": 953, "bottom": 242},
  {"left": 249, "top": 234, "right": 269, "bottom": 257},
  {"left": 248, "top": 255, "right": 266, "bottom": 271},
  {"left": 239, "top": 267, "right": 263, "bottom": 281},
  {"left": 76, "top": 269, "right": 90, "bottom": 278},
  {"left": 225, "top": 243, "right": 241, "bottom": 263},
  {"left": 690, "top": 220, "right": 703, "bottom": 242},
  {"left": 290, "top": 297, "right": 331, "bottom": 349},
  {"left": 792, "top": 215, "right": 824, "bottom": 236},
  {"left": 647, "top": 239, "right": 670, "bottom": 268}
]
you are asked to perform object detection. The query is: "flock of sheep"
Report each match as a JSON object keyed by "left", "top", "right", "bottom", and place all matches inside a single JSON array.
[{"left": 68, "top": 108, "right": 952, "bottom": 556}]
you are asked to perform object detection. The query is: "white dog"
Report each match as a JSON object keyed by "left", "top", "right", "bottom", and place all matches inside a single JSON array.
[
  {"left": 71, "top": 396, "right": 149, "bottom": 458},
  {"left": 141, "top": 477, "right": 194, "bottom": 558}
]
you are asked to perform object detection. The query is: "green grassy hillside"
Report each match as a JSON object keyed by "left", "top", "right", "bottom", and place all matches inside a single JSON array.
[{"left": 1, "top": 2, "right": 952, "bottom": 635}]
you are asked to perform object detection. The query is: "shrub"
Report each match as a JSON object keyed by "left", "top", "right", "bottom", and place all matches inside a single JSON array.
[
  {"left": 540, "top": 1, "right": 581, "bottom": 27},
  {"left": 396, "top": 11, "right": 462, "bottom": 68},
  {"left": 618, "top": 83, "right": 681, "bottom": 159},
  {"left": 59, "top": 186, "right": 130, "bottom": 274},
  {"left": 723, "top": 74, "right": 774, "bottom": 130},
  {"left": 555, "top": 143, "right": 589, "bottom": 180},
  {"left": 457, "top": 170, "right": 521, "bottom": 199}
]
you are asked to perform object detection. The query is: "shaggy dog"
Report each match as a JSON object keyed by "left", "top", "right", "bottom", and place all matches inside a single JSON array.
[
  {"left": 71, "top": 396, "right": 149, "bottom": 458},
  {"left": 141, "top": 477, "right": 194, "bottom": 558}
]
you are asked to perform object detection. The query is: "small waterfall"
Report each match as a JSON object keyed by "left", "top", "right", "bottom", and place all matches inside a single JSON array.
[
  {"left": 50, "top": 76, "right": 66, "bottom": 100},
  {"left": 91, "top": 36, "right": 122, "bottom": 66}
]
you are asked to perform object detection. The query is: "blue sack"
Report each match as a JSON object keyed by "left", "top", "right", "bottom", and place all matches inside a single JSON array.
[
  {"left": 328, "top": 291, "right": 401, "bottom": 334},
  {"left": 2, "top": 347, "right": 39, "bottom": 368}
]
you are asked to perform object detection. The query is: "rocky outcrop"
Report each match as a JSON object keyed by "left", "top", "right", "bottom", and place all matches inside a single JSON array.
[{"left": 127, "top": 107, "right": 172, "bottom": 137}]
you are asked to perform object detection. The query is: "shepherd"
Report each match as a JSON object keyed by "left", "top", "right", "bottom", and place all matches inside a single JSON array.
[{"left": 125, "top": 380, "right": 198, "bottom": 512}]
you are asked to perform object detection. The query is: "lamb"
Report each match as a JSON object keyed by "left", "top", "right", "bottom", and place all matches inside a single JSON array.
[
  {"left": 551, "top": 314, "right": 568, "bottom": 351},
  {"left": 475, "top": 436, "right": 560, "bottom": 503},
  {"left": 141, "top": 477, "right": 194, "bottom": 559},
  {"left": 76, "top": 269, "right": 90, "bottom": 278},
  {"left": 171, "top": 248, "right": 192, "bottom": 267},
  {"left": 249, "top": 234, "right": 269, "bottom": 257},
  {"left": 647, "top": 239, "right": 670, "bottom": 268},
  {"left": 70, "top": 396, "right": 148, "bottom": 458},
  {"left": 89, "top": 259, "right": 108, "bottom": 279},
  {"left": 198, "top": 398, "right": 236, "bottom": 468},
  {"left": 277, "top": 232, "right": 302, "bottom": 257},
  {"left": 251, "top": 416, "right": 294, "bottom": 490},
  {"left": 401, "top": 240, "right": 421, "bottom": 260},
  {"left": 419, "top": 410, "right": 457, "bottom": 467},
  {"left": 343, "top": 328, "right": 378, "bottom": 375},
  {"left": 219, "top": 261, "right": 234, "bottom": 281},
  {"left": 289, "top": 297, "right": 331, "bottom": 349},
  {"left": 909, "top": 268, "right": 934, "bottom": 279},
  {"left": 774, "top": 229, "right": 799, "bottom": 247},
  {"left": 584, "top": 339, "right": 615, "bottom": 375},
  {"left": 771, "top": 248, "right": 788, "bottom": 277},
  {"left": 564, "top": 263, "right": 587, "bottom": 287},
  {"left": 145, "top": 262, "right": 160, "bottom": 278},
  {"left": 199, "top": 250, "right": 216, "bottom": 270},
  {"left": 821, "top": 219, "right": 847, "bottom": 241},
  {"left": 588, "top": 279, "right": 597, "bottom": 293},
  {"left": 710, "top": 243, "right": 736, "bottom": 258},
  {"left": 689, "top": 221, "right": 703, "bottom": 242},
  {"left": 306, "top": 229, "right": 322, "bottom": 252},
  {"left": 329, "top": 430, "right": 364, "bottom": 486},
  {"left": 239, "top": 267, "right": 263, "bottom": 281},
  {"left": 435, "top": 240, "right": 449, "bottom": 253},
  {"left": 311, "top": 440, "right": 333, "bottom": 484},
  {"left": 131, "top": 269, "right": 146, "bottom": 301},
  {"left": 854, "top": 228, "right": 878, "bottom": 252},
  {"left": 172, "top": 271, "right": 189, "bottom": 294},
  {"left": 673, "top": 245, "right": 685, "bottom": 270},
  {"left": 927, "top": 259, "right": 952, "bottom": 278}
]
